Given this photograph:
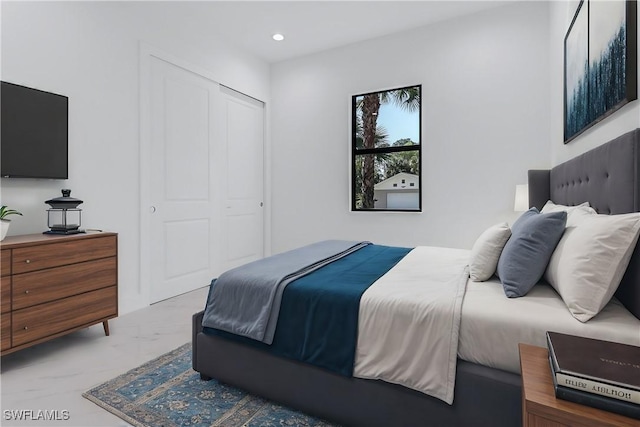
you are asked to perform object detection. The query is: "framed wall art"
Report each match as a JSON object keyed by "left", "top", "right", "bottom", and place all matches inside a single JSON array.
[{"left": 564, "top": 0, "right": 637, "bottom": 143}]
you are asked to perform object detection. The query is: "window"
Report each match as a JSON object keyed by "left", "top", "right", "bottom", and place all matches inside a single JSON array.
[{"left": 351, "top": 85, "right": 421, "bottom": 211}]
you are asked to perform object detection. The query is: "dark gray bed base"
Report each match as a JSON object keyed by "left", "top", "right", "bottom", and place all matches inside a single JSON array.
[
  {"left": 192, "top": 311, "right": 521, "bottom": 427},
  {"left": 193, "top": 128, "right": 640, "bottom": 426}
]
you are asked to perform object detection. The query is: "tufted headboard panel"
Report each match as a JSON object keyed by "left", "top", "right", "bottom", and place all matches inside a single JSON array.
[{"left": 528, "top": 128, "right": 640, "bottom": 319}]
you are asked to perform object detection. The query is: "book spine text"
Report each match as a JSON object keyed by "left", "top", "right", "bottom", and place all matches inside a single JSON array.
[{"left": 556, "top": 373, "right": 640, "bottom": 405}]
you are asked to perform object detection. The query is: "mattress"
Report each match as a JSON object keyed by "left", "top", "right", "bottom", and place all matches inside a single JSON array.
[{"left": 459, "top": 277, "right": 640, "bottom": 374}]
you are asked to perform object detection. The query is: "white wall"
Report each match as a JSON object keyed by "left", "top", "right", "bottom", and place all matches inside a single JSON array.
[
  {"left": 1, "top": 2, "right": 270, "bottom": 314},
  {"left": 549, "top": 1, "right": 640, "bottom": 164},
  {"left": 11, "top": 0, "right": 635, "bottom": 312},
  {"left": 270, "top": 2, "right": 551, "bottom": 253}
]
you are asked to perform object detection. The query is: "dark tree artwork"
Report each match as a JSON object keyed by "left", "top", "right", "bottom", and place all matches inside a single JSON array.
[{"left": 564, "top": 0, "right": 637, "bottom": 143}]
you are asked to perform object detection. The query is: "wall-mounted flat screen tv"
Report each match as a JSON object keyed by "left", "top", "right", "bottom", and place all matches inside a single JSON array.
[{"left": 1, "top": 81, "right": 68, "bottom": 179}]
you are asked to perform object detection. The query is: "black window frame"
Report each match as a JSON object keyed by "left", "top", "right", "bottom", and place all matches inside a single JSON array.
[{"left": 350, "top": 84, "right": 422, "bottom": 212}]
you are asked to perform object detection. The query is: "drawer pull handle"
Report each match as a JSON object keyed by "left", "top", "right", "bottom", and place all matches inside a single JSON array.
[
  {"left": 24, "top": 290, "right": 29, "bottom": 294},
  {"left": 25, "top": 260, "right": 31, "bottom": 264},
  {"left": 23, "top": 326, "right": 28, "bottom": 330}
]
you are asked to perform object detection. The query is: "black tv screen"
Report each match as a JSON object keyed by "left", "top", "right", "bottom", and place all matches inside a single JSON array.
[{"left": 1, "top": 81, "right": 68, "bottom": 179}]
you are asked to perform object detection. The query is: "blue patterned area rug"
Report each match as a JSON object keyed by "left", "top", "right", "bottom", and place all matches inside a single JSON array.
[{"left": 83, "top": 343, "right": 335, "bottom": 427}]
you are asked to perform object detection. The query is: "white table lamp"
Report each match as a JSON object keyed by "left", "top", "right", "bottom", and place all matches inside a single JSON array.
[{"left": 514, "top": 184, "right": 529, "bottom": 212}]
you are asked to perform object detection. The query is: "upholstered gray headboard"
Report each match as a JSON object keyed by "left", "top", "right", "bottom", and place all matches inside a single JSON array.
[{"left": 528, "top": 128, "right": 640, "bottom": 320}]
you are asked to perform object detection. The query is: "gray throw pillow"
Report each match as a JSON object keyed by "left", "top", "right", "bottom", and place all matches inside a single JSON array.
[{"left": 496, "top": 208, "right": 567, "bottom": 298}]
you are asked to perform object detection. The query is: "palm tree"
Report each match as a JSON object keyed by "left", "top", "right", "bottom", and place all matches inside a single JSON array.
[
  {"left": 354, "top": 120, "right": 390, "bottom": 208},
  {"left": 359, "top": 87, "right": 420, "bottom": 208}
]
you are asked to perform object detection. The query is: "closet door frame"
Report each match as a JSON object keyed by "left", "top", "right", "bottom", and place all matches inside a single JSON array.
[{"left": 139, "top": 43, "right": 268, "bottom": 306}]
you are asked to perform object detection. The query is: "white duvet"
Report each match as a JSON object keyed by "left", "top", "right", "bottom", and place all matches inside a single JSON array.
[
  {"left": 352, "top": 246, "right": 640, "bottom": 405},
  {"left": 354, "top": 246, "right": 470, "bottom": 404}
]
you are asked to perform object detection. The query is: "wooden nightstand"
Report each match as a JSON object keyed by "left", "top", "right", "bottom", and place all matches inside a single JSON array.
[{"left": 519, "top": 343, "right": 638, "bottom": 427}]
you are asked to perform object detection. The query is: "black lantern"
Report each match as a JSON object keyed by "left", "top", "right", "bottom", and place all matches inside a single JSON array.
[{"left": 43, "top": 189, "right": 85, "bottom": 235}]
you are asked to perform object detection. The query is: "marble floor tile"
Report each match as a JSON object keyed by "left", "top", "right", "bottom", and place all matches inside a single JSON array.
[{"left": 1, "top": 287, "right": 210, "bottom": 426}]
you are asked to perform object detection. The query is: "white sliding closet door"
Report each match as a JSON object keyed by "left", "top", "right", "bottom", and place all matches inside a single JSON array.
[
  {"left": 147, "top": 56, "right": 220, "bottom": 303},
  {"left": 218, "top": 86, "right": 265, "bottom": 271},
  {"left": 142, "top": 51, "right": 265, "bottom": 304}
]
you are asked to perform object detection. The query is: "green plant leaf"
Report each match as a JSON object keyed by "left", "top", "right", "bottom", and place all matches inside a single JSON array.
[{"left": 0, "top": 205, "right": 23, "bottom": 220}]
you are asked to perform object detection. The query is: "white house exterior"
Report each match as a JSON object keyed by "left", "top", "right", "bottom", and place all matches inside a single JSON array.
[{"left": 374, "top": 172, "right": 419, "bottom": 210}]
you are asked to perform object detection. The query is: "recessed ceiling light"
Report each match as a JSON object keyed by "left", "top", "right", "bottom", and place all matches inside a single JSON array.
[{"left": 272, "top": 33, "right": 285, "bottom": 41}]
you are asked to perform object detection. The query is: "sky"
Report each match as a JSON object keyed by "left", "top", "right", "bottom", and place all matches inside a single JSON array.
[{"left": 377, "top": 102, "right": 420, "bottom": 145}]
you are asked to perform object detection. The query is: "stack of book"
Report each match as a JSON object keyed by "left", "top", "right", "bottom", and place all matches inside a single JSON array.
[{"left": 546, "top": 331, "right": 640, "bottom": 420}]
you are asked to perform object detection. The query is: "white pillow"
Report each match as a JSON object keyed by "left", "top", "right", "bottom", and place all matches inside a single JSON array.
[
  {"left": 541, "top": 200, "right": 596, "bottom": 226},
  {"left": 544, "top": 209, "right": 640, "bottom": 322},
  {"left": 469, "top": 223, "right": 511, "bottom": 282},
  {"left": 541, "top": 200, "right": 590, "bottom": 211}
]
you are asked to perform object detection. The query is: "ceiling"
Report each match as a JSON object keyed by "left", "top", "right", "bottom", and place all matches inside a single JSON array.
[{"left": 120, "top": 1, "right": 509, "bottom": 63}]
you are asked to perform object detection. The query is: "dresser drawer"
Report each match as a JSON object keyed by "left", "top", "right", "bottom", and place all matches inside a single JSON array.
[
  {"left": 12, "top": 286, "right": 117, "bottom": 347},
  {"left": 1, "top": 276, "right": 11, "bottom": 314},
  {"left": 12, "top": 235, "right": 116, "bottom": 274},
  {"left": 1, "top": 250, "right": 11, "bottom": 277},
  {"left": 1, "top": 313, "right": 10, "bottom": 351},
  {"left": 12, "top": 257, "right": 117, "bottom": 310}
]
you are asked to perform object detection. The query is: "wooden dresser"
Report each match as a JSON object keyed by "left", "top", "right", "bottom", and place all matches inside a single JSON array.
[{"left": 0, "top": 232, "right": 118, "bottom": 355}]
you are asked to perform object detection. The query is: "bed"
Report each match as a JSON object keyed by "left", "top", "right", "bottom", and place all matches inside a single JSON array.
[{"left": 192, "top": 129, "right": 640, "bottom": 427}]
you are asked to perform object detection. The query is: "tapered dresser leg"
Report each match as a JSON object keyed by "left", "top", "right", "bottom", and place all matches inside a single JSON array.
[{"left": 103, "top": 320, "right": 110, "bottom": 336}]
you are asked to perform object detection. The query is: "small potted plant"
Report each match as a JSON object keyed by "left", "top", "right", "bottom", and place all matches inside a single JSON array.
[{"left": 0, "top": 206, "right": 22, "bottom": 241}]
